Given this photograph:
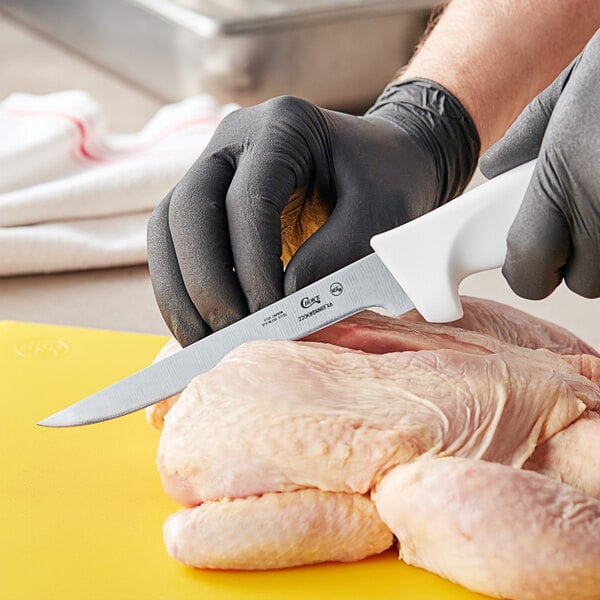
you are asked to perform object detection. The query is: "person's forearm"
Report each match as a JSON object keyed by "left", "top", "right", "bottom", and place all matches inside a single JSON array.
[{"left": 401, "top": 0, "right": 600, "bottom": 152}]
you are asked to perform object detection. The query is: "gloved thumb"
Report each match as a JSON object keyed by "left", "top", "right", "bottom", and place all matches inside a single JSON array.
[
  {"left": 480, "top": 55, "right": 581, "bottom": 179},
  {"left": 283, "top": 210, "right": 369, "bottom": 295}
]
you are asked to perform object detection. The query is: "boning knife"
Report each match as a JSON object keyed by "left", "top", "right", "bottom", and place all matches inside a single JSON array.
[{"left": 39, "top": 160, "right": 536, "bottom": 427}]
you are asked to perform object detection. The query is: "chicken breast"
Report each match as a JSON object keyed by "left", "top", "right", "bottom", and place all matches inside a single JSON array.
[
  {"left": 146, "top": 296, "right": 597, "bottom": 430},
  {"left": 158, "top": 336, "right": 597, "bottom": 507}
]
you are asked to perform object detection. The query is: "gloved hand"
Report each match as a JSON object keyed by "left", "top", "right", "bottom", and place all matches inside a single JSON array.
[
  {"left": 147, "top": 79, "right": 479, "bottom": 346},
  {"left": 480, "top": 30, "right": 600, "bottom": 300}
]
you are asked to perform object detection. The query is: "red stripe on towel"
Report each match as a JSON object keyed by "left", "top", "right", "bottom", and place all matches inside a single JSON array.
[{"left": 6, "top": 108, "right": 221, "bottom": 164}]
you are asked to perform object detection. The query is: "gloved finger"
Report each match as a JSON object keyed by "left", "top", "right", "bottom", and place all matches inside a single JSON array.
[
  {"left": 147, "top": 191, "right": 211, "bottom": 346},
  {"left": 502, "top": 172, "right": 571, "bottom": 300},
  {"left": 168, "top": 152, "right": 249, "bottom": 333},
  {"left": 480, "top": 55, "right": 582, "bottom": 179},
  {"left": 225, "top": 154, "right": 300, "bottom": 312},
  {"left": 284, "top": 207, "right": 370, "bottom": 295},
  {"left": 563, "top": 227, "right": 600, "bottom": 298}
]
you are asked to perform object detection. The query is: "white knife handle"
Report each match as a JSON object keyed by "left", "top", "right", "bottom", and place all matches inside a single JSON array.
[{"left": 370, "top": 160, "right": 536, "bottom": 323}]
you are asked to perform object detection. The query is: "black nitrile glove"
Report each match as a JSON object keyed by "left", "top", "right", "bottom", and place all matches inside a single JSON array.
[
  {"left": 480, "top": 30, "right": 600, "bottom": 300},
  {"left": 147, "top": 79, "right": 480, "bottom": 346}
]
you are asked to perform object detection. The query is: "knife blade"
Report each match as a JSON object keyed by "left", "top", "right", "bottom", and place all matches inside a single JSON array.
[
  {"left": 38, "top": 160, "right": 536, "bottom": 427},
  {"left": 39, "top": 254, "right": 413, "bottom": 427}
]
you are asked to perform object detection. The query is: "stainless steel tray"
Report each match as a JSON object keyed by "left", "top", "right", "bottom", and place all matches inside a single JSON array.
[{"left": 1, "top": 0, "right": 436, "bottom": 111}]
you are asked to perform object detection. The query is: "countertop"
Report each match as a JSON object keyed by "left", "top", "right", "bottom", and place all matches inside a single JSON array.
[{"left": 1, "top": 12, "right": 599, "bottom": 348}]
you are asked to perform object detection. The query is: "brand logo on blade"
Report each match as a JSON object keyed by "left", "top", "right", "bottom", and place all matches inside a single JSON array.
[
  {"left": 300, "top": 295, "right": 321, "bottom": 309},
  {"left": 329, "top": 282, "right": 343, "bottom": 296}
]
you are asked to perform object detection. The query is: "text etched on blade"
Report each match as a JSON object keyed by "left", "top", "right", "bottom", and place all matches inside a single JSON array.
[
  {"left": 260, "top": 279, "right": 347, "bottom": 329},
  {"left": 261, "top": 310, "right": 289, "bottom": 327},
  {"left": 298, "top": 301, "right": 334, "bottom": 322}
]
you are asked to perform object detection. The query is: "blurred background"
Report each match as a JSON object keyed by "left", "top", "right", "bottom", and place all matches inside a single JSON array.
[{"left": 1, "top": 0, "right": 435, "bottom": 112}]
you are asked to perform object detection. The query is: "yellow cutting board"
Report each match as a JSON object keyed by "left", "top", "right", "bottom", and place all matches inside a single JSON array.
[{"left": 1, "top": 320, "right": 491, "bottom": 600}]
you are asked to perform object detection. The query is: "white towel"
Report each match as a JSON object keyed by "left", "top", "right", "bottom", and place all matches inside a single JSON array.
[{"left": 0, "top": 90, "right": 236, "bottom": 276}]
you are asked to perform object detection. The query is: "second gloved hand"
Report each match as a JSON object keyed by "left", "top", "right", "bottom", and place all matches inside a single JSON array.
[
  {"left": 148, "top": 79, "right": 480, "bottom": 346},
  {"left": 480, "top": 30, "right": 600, "bottom": 301}
]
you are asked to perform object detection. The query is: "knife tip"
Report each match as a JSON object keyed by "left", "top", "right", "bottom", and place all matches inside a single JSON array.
[
  {"left": 37, "top": 412, "right": 74, "bottom": 427},
  {"left": 37, "top": 416, "right": 61, "bottom": 427}
]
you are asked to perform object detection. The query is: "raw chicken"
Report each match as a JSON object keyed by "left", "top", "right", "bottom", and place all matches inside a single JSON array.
[
  {"left": 164, "top": 489, "right": 392, "bottom": 569},
  {"left": 158, "top": 337, "right": 595, "bottom": 505},
  {"left": 525, "top": 408, "right": 600, "bottom": 499},
  {"left": 150, "top": 297, "right": 600, "bottom": 600},
  {"left": 146, "top": 296, "right": 597, "bottom": 429},
  {"left": 400, "top": 295, "right": 597, "bottom": 355},
  {"left": 372, "top": 457, "right": 600, "bottom": 600}
]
